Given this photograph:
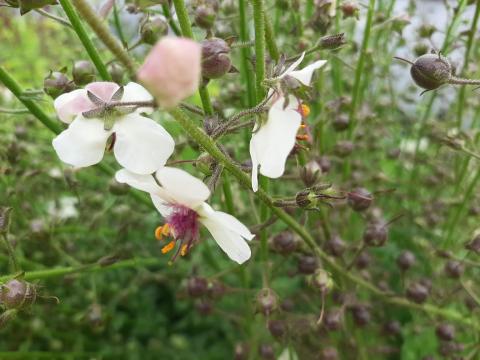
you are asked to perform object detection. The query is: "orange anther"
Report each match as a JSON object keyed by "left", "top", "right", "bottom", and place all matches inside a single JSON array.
[
  {"left": 161, "top": 241, "right": 176, "bottom": 254},
  {"left": 300, "top": 124, "right": 307, "bottom": 129},
  {"left": 296, "top": 134, "right": 310, "bottom": 141},
  {"left": 180, "top": 244, "right": 188, "bottom": 257},
  {"left": 154, "top": 224, "right": 171, "bottom": 240},
  {"left": 300, "top": 103, "right": 311, "bottom": 118}
]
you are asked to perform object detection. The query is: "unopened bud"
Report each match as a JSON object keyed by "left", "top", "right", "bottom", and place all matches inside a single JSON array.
[
  {"left": 310, "top": 268, "right": 333, "bottom": 293},
  {"left": 201, "top": 38, "right": 232, "bottom": 79},
  {"left": 347, "top": 188, "right": 373, "bottom": 212},
  {"left": 271, "top": 231, "right": 298, "bottom": 255},
  {"left": 108, "top": 63, "right": 125, "bottom": 84},
  {"left": 0, "top": 279, "right": 37, "bottom": 310},
  {"left": 44, "top": 71, "right": 74, "bottom": 99},
  {"left": 140, "top": 16, "right": 168, "bottom": 45},
  {"left": 319, "top": 33, "right": 346, "bottom": 50},
  {"left": 256, "top": 288, "right": 278, "bottom": 316},
  {"left": 341, "top": 1, "right": 359, "bottom": 19},
  {"left": 195, "top": 5, "right": 217, "bottom": 30},
  {"left": 72, "top": 60, "right": 95, "bottom": 85},
  {"left": 300, "top": 161, "right": 322, "bottom": 187},
  {"left": 187, "top": 277, "right": 208, "bottom": 298}
]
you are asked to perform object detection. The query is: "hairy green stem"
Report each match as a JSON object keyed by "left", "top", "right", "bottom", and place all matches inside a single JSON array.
[
  {"left": 251, "top": 0, "right": 266, "bottom": 100},
  {"left": 58, "top": 0, "right": 111, "bottom": 81},
  {"left": 167, "top": 107, "right": 480, "bottom": 330},
  {"left": 0, "top": 257, "right": 164, "bottom": 283},
  {"left": 264, "top": 13, "right": 279, "bottom": 62},
  {"left": 239, "top": 0, "right": 256, "bottom": 107},
  {"left": 70, "top": 0, "right": 136, "bottom": 75}
]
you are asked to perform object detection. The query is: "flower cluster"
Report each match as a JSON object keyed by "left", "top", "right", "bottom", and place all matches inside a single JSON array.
[{"left": 51, "top": 37, "right": 253, "bottom": 264}]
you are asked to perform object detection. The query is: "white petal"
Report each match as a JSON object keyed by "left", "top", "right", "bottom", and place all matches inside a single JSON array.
[
  {"left": 154, "top": 167, "right": 210, "bottom": 208},
  {"left": 123, "top": 82, "right": 154, "bottom": 114},
  {"left": 85, "top": 82, "right": 119, "bottom": 101},
  {"left": 52, "top": 116, "right": 110, "bottom": 168},
  {"left": 280, "top": 52, "right": 305, "bottom": 78},
  {"left": 251, "top": 96, "right": 302, "bottom": 179},
  {"left": 250, "top": 140, "right": 260, "bottom": 192},
  {"left": 113, "top": 114, "right": 175, "bottom": 175},
  {"left": 115, "top": 169, "right": 163, "bottom": 195},
  {"left": 289, "top": 60, "right": 327, "bottom": 86},
  {"left": 151, "top": 195, "right": 174, "bottom": 218},
  {"left": 54, "top": 89, "right": 91, "bottom": 123},
  {"left": 200, "top": 209, "right": 252, "bottom": 264},
  {"left": 198, "top": 203, "right": 255, "bottom": 241}
]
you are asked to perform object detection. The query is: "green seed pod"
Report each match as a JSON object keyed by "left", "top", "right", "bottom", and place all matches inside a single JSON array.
[
  {"left": 72, "top": 60, "right": 96, "bottom": 85},
  {"left": 44, "top": 71, "right": 74, "bottom": 99},
  {"left": 410, "top": 53, "right": 452, "bottom": 91},
  {"left": 108, "top": 63, "right": 125, "bottom": 84},
  {"left": 0, "top": 279, "right": 37, "bottom": 310},
  {"left": 140, "top": 16, "right": 168, "bottom": 45},
  {"left": 194, "top": 5, "right": 216, "bottom": 30}
]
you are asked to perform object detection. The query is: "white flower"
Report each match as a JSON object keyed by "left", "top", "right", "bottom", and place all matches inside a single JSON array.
[
  {"left": 249, "top": 53, "right": 327, "bottom": 191},
  {"left": 115, "top": 167, "right": 254, "bottom": 264},
  {"left": 52, "top": 82, "right": 175, "bottom": 175},
  {"left": 47, "top": 196, "right": 78, "bottom": 220}
]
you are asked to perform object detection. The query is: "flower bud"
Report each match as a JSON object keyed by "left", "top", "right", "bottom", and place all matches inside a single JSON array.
[
  {"left": 383, "top": 320, "right": 401, "bottom": 336},
  {"left": 201, "top": 38, "right": 232, "bottom": 79},
  {"left": 347, "top": 188, "right": 373, "bottom": 212},
  {"left": 256, "top": 288, "right": 278, "bottom": 316},
  {"left": 341, "top": 1, "right": 359, "bottom": 19},
  {"left": 0, "top": 279, "right": 36, "bottom": 310},
  {"left": 195, "top": 5, "right": 217, "bottom": 30},
  {"left": 140, "top": 16, "right": 168, "bottom": 45},
  {"left": 298, "top": 255, "right": 318, "bottom": 274},
  {"left": 72, "top": 60, "right": 95, "bottom": 86},
  {"left": 444, "top": 260, "right": 464, "bottom": 279},
  {"left": 108, "top": 63, "right": 125, "bottom": 84},
  {"left": 418, "top": 24, "right": 436, "bottom": 38},
  {"left": 267, "top": 319, "right": 286, "bottom": 338},
  {"left": 436, "top": 323, "right": 455, "bottom": 342},
  {"left": 405, "top": 282, "right": 429, "bottom": 304},
  {"left": 410, "top": 53, "right": 452, "bottom": 91},
  {"left": 137, "top": 37, "right": 201, "bottom": 108},
  {"left": 295, "top": 190, "right": 316, "bottom": 209},
  {"left": 332, "top": 114, "right": 350, "bottom": 131},
  {"left": 187, "top": 276, "right": 208, "bottom": 298},
  {"left": 195, "top": 300, "right": 213, "bottom": 315},
  {"left": 350, "top": 304, "right": 370, "bottom": 327},
  {"left": 319, "top": 33, "right": 346, "bottom": 50},
  {"left": 271, "top": 231, "right": 298, "bottom": 255},
  {"left": 43, "top": 71, "right": 74, "bottom": 99},
  {"left": 323, "top": 308, "right": 342, "bottom": 331},
  {"left": 300, "top": 161, "right": 322, "bottom": 187},
  {"left": 324, "top": 235, "right": 346, "bottom": 257},
  {"left": 363, "top": 221, "right": 388, "bottom": 247},
  {"left": 396, "top": 250, "right": 416, "bottom": 271},
  {"left": 258, "top": 344, "right": 275, "bottom": 360},
  {"left": 310, "top": 269, "right": 333, "bottom": 293},
  {"left": 355, "top": 251, "right": 371, "bottom": 269}
]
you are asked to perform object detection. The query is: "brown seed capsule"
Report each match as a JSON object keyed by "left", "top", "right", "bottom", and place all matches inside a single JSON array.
[
  {"left": 465, "top": 235, "right": 480, "bottom": 253},
  {"left": 300, "top": 161, "right": 322, "bottom": 187},
  {"left": 348, "top": 188, "right": 373, "bottom": 212},
  {"left": 383, "top": 320, "right": 402, "bottom": 336},
  {"left": 436, "top": 323, "right": 455, "bottom": 342},
  {"left": 405, "top": 282, "right": 429, "bottom": 304},
  {"left": 324, "top": 235, "right": 346, "bottom": 257},
  {"left": 323, "top": 308, "right": 343, "bottom": 331},
  {"left": 271, "top": 231, "right": 298, "bottom": 255},
  {"left": 187, "top": 277, "right": 208, "bottom": 298},
  {"left": 298, "top": 255, "right": 318, "bottom": 274},
  {"left": 444, "top": 260, "right": 464, "bottom": 279},
  {"left": 267, "top": 319, "right": 286, "bottom": 338},
  {"left": 350, "top": 304, "right": 371, "bottom": 327},
  {"left": 258, "top": 343, "right": 275, "bottom": 360},
  {"left": 201, "top": 38, "right": 232, "bottom": 79},
  {"left": 318, "top": 156, "right": 331, "bottom": 173},
  {"left": 355, "top": 251, "right": 372, "bottom": 270},
  {"left": 0, "top": 279, "right": 36, "bottom": 310},
  {"left": 320, "top": 346, "right": 339, "bottom": 360},
  {"left": 363, "top": 221, "right": 388, "bottom": 247},
  {"left": 396, "top": 250, "right": 416, "bottom": 271},
  {"left": 256, "top": 288, "right": 278, "bottom": 316},
  {"left": 332, "top": 114, "right": 350, "bottom": 132}
]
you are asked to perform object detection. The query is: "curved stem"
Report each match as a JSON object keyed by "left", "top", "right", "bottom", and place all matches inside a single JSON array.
[
  {"left": 70, "top": 0, "right": 136, "bottom": 75},
  {"left": 58, "top": 0, "right": 111, "bottom": 81}
]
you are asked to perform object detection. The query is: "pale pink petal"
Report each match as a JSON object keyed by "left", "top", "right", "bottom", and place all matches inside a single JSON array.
[
  {"left": 137, "top": 37, "right": 201, "bottom": 108},
  {"left": 113, "top": 113, "right": 175, "bottom": 175},
  {"left": 85, "top": 82, "right": 119, "bottom": 102},
  {"left": 54, "top": 89, "right": 92, "bottom": 123}
]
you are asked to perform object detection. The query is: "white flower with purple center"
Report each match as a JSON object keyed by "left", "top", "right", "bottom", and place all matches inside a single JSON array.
[
  {"left": 249, "top": 53, "right": 327, "bottom": 192},
  {"left": 115, "top": 167, "right": 254, "bottom": 264},
  {"left": 52, "top": 81, "right": 174, "bottom": 175}
]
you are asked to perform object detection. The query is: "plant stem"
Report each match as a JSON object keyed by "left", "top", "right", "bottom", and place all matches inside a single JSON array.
[
  {"left": 35, "top": 9, "right": 73, "bottom": 28},
  {"left": 69, "top": 0, "right": 136, "bottom": 75},
  {"left": 172, "top": 0, "right": 214, "bottom": 115},
  {"left": 2, "top": 234, "right": 18, "bottom": 272},
  {"left": 58, "top": 0, "right": 111, "bottom": 81},
  {"left": 167, "top": 107, "right": 480, "bottom": 330},
  {"left": 239, "top": 0, "right": 256, "bottom": 107},
  {"left": 0, "top": 257, "right": 164, "bottom": 283},
  {"left": 251, "top": 0, "right": 266, "bottom": 100},
  {"left": 264, "top": 13, "right": 279, "bottom": 62}
]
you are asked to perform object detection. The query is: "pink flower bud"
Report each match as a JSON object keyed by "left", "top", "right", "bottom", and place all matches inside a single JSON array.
[{"left": 137, "top": 37, "right": 201, "bottom": 109}]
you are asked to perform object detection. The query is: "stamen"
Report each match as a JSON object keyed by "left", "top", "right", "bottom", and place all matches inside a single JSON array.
[
  {"left": 161, "top": 240, "right": 176, "bottom": 254},
  {"left": 155, "top": 224, "right": 171, "bottom": 240},
  {"left": 296, "top": 134, "right": 309, "bottom": 141},
  {"left": 180, "top": 244, "right": 188, "bottom": 257},
  {"left": 300, "top": 124, "right": 306, "bottom": 129},
  {"left": 298, "top": 103, "right": 311, "bottom": 118}
]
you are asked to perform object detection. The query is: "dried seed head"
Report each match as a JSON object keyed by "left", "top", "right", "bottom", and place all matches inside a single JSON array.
[
  {"left": 405, "top": 282, "right": 429, "bottom": 304},
  {"left": 256, "top": 288, "right": 278, "bottom": 316},
  {"left": 201, "top": 38, "right": 232, "bottom": 79},
  {"left": 363, "top": 221, "right": 388, "bottom": 247},
  {"left": 436, "top": 323, "right": 455, "bottom": 342},
  {"left": 348, "top": 188, "right": 373, "bottom": 212},
  {"left": 319, "top": 33, "right": 346, "bottom": 50},
  {"left": 324, "top": 235, "right": 346, "bottom": 257},
  {"left": 300, "top": 160, "right": 322, "bottom": 187},
  {"left": 271, "top": 231, "right": 298, "bottom": 255},
  {"left": 267, "top": 319, "right": 286, "bottom": 338},
  {"left": 187, "top": 277, "right": 208, "bottom": 298},
  {"left": 444, "top": 260, "right": 464, "bottom": 279},
  {"left": 298, "top": 255, "right": 318, "bottom": 274},
  {"left": 396, "top": 250, "right": 416, "bottom": 271},
  {"left": 341, "top": 1, "right": 359, "bottom": 19},
  {"left": 72, "top": 60, "right": 95, "bottom": 86},
  {"left": 195, "top": 5, "right": 217, "bottom": 30},
  {"left": 323, "top": 308, "right": 343, "bottom": 331},
  {"left": 0, "top": 279, "right": 37, "bottom": 310}
]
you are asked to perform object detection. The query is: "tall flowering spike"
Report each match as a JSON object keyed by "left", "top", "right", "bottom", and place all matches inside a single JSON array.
[
  {"left": 115, "top": 167, "right": 254, "bottom": 264},
  {"left": 52, "top": 82, "right": 174, "bottom": 175},
  {"left": 137, "top": 37, "right": 202, "bottom": 109},
  {"left": 249, "top": 53, "right": 327, "bottom": 191}
]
